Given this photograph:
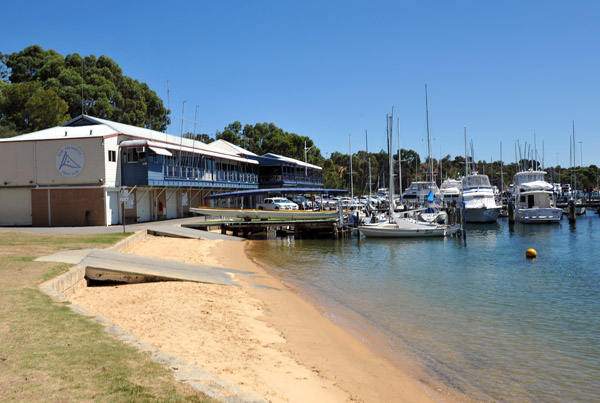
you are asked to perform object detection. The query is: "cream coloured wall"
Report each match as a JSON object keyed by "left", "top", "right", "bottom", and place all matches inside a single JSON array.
[
  {"left": 0, "top": 141, "right": 36, "bottom": 186},
  {"left": 0, "top": 188, "right": 32, "bottom": 225},
  {"left": 32, "top": 138, "right": 107, "bottom": 185},
  {"left": 102, "top": 136, "right": 121, "bottom": 187}
]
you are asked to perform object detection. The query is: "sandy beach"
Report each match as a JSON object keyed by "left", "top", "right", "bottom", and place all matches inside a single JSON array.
[{"left": 69, "top": 236, "right": 440, "bottom": 402}]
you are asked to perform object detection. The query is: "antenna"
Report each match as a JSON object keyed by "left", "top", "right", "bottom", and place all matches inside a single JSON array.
[
  {"left": 167, "top": 81, "right": 171, "bottom": 112},
  {"left": 81, "top": 57, "right": 84, "bottom": 115}
]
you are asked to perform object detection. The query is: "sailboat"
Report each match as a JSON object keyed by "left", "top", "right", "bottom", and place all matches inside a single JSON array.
[
  {"left": 402, "top": 85, "right": 442, "bottom": 208},
  {"left": 358, "top": 106, "right": 459, "bottom": 238}
]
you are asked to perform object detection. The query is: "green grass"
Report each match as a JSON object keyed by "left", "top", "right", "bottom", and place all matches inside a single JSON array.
[{"left": 0, "top": 231, "right": 216, "bottom": 402}]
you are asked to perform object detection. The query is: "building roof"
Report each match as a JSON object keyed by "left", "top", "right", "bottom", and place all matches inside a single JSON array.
[
  {"left": 0, "top": 115, "right": 258, "bottom": 165},
  {"left": 206, "top": 139, "right": 258, "bottom": 156},
  {"left": 261, "top": 153, "right": 322, "bottom": 171},
  {"left": 0, "top": 123, "right": 113, "bottom": 142}
]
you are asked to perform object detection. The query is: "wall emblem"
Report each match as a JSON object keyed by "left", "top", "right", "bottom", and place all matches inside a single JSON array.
[{"left": 56, "top": 145, "right": 85, "bottom": 177}]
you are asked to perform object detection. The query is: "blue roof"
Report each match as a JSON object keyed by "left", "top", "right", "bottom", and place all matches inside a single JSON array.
[{"left": 205, "top": 187, "right": 348, "bottom": 199}]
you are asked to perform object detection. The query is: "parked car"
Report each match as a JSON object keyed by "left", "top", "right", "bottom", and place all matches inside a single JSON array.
[
  {"left": 290, "top": 196, "right": 313, "bottom": 210},
  {"left": 257, "top": 197, "right": 299, "bottom": 210}
]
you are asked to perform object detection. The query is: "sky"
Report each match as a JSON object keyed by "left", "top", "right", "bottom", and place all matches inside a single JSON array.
[{"left": 3, "top": 0, "right": 600, "bottom": 167}]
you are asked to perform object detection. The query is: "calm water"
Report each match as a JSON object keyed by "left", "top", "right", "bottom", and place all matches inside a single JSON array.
[{"left": 247, "top": 214, "right": 600, "bottom": 402}]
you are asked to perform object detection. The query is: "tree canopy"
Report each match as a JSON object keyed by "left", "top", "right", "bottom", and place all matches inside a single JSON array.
[{"left": 0, "top": 45, "right": 169, "bottom": 136}]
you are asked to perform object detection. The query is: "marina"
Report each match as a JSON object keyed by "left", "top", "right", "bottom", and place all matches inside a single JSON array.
[{"left": 247, "top": 213, "right": 600, "bottom": 402}]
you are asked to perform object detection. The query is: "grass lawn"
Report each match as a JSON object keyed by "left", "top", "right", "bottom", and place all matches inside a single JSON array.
[{"left": 0, "top": 231, "right": 216, "bottom": 402}]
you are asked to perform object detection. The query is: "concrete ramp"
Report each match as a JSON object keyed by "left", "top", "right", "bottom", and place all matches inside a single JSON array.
[
  {"left": 37, "top": 248, "right": 248, "bottom": 286},
  {"left": 147, "top": 225, "right": 245, "bottom": 241}
]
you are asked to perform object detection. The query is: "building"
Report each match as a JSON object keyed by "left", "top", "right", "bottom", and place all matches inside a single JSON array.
[{"left": 0, "top": 115, "right": 322, "bottom": 227}]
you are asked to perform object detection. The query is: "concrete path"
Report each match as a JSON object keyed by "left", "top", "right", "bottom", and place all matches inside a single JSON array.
[
  {"left": 0, "top": 217, "right": 243, "bottom": 241},
  {"left": 37, "top": 248, "right": 252, "bottom": 286}
]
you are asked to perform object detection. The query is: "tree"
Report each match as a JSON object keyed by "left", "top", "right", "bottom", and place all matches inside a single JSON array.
[
  {"left": 0, "top": 81, "right": 69, "bottom": 134},
  {"left": 3, "top": 45, "right": 170, "bottom": 131},
  {"left": 216, "top": 121, "right": 242, "bottom": 144}
]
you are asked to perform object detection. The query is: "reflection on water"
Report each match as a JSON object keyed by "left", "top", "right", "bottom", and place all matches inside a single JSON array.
[{"left": 248, "top": 215, "right": 600, "bottom": 402}]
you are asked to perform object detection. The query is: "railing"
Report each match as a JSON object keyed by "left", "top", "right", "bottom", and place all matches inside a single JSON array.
[
  {"left": 259, "top": 174, "right": 323, "bottom": 185},
  {"left": 163, "top": 165, "right": 257, "bottom": 184}
]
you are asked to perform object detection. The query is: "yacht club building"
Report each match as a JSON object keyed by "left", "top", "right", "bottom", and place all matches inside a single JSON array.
[{"left": 0, "top": 115, "right": 322, "bottom": 226}]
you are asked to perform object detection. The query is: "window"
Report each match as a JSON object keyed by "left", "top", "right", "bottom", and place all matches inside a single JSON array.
[
  {"left": 124, "top": 147, "right": 142, "bottom": 163},
  {"left": 108, "top": 150, "right": 116, "bottom": 162}
]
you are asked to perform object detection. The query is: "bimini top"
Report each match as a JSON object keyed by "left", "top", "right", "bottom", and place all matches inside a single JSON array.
[{"left": 205, "top": 187, "right": 348, "bottom": 199}]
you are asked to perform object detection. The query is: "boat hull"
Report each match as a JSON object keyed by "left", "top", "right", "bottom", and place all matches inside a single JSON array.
[
  {"left": 465, "top": 206, "right": 501, "bottom": 223},
  {"left": 515, "top": 208, "right": 563, "bottom": 224},
  {"left": 358, "top": 222, "right": 459, "bottom": 238},
  {"left": 189, "top": 207, "right": 339, "bottom": 220}
]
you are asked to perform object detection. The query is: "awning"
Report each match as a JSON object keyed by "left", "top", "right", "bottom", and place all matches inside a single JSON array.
[
  {"left": 205, "top": 188, "right": 348, "bottom": 199},
  {"left": 148, "top": 146, "right": 173, "bottom": 157}
]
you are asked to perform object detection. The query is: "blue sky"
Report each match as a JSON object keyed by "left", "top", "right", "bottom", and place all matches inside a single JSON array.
[{"left": 3, "top": 1, "right": 600, "bottom": 167}]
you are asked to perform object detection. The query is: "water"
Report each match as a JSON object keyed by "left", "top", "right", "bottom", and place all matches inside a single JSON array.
[{"left": 247, "top": 215, "right": 600, "bottom": 402}]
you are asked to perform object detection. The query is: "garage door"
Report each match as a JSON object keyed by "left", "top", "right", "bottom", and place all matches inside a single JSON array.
[{"left": 0, "top": 189, "right": 32, "bottom": 226}]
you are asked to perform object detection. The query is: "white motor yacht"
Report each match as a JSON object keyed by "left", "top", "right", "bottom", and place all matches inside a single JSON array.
[
  {"left": 461, "top": 174, "right": 501, "bottom": 223},
  {"left": 402, "top": 181, "right": 441, "bottom": 204},
  {"left": 440, "top": 178, "right": 462, "bottom": 203},
  {"left": 512, "top": 171, "right": 563, "bottom": 223}
]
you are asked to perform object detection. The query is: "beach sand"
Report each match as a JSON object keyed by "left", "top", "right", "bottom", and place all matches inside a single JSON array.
[{"left": 70, "top": 236, "right": 439, "bottom": 402}]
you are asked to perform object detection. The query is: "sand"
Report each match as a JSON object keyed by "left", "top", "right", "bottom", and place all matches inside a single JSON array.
[{"left": 69, "top": 236, "right": 440, "bottom": 402}]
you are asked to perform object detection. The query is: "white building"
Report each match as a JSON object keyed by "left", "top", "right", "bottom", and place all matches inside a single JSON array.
[{"left": 0, "top": 115, "right": 259, "bottom": 226}]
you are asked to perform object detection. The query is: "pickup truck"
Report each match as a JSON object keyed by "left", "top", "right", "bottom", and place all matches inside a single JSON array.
[{"left": 257, "top": 197, "right": 299, "bottom": 210}]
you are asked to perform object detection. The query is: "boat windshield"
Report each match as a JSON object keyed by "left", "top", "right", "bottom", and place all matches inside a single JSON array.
[
  {"left": 514, "top": 171, "right": 546, "bottom": 185},
  {"left": 462, "top": 175, "right": 491, "bottom": 189}
]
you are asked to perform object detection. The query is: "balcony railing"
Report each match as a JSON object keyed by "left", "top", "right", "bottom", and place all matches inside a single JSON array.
[{"left": 164, "top": 165, "right": 257, "bottom": 184}]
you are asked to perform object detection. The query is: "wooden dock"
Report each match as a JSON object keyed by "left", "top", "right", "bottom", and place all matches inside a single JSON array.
[{"left": 183, "top": 218, "right": 353, "bottom": 239}]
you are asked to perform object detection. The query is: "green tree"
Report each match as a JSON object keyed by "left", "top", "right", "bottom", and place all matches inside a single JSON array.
[
  {"left": 216, "top": 121, "right": 242, "bottom": 144},
  {"left": 3, "top": 45, "right": 170, "bottom": 131},
  {"left": 0, "top": 81, "right": 69, "bottom": 134}
]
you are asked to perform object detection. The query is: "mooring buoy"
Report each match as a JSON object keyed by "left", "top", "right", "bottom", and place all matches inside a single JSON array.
[{"left": 526, "top": 248, "right": 537, "bottom": 258}]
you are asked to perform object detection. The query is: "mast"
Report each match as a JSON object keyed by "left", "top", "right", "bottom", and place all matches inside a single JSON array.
[
  {"left": 534, "top": 131, "right": 537, "bottom": 171},
  {"left": 398, "top": 118, "right": 402, "bottom": 198},
  {"left": 366, "top": 130, "right": 372, "bottom": 204},
  {"left": 573, "top": 120, "right": 577, "bottom": 191},
  {"left": 425, "top": 84, "right": 433, "bottom": 183},
  {"left": 349, "top": 134, "right": 354, "bottom": 199},
  {"left": 464, "top": 125, "right": 468, "bottom": 176},
  {"left": 388, "top": 111, "right": 394, "bottom": 218},
  {"left": 500, "top": 142, "right": 504, "bottom": 192}
]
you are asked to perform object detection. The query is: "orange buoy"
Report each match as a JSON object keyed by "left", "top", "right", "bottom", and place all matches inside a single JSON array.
[{"left": 526, "top": 248, "right": 537, "bottom": 258}]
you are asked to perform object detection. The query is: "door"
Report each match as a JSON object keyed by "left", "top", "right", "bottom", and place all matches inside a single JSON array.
[
  {"left": 136, "top": 189, "right": 151, "bottom": 222},
  {"left": 0, "top": 189, "right": 32, "bottom": 226},
  {"left": 166, "top": 189, "right": 178, "bottom": 219},
  {"left": 106, "top": 191, "right": 120, "bottom": 225}
]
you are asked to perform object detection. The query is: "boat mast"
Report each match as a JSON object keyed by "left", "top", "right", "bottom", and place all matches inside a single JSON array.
[
  {"left": 366, "top": 130, "right": 372, "bottom": 200},
  {"left": 500, "top": 142, "right": 504, "bottom": 192},
  {"left": 573, "top": 120, "right": 577, "bottom": 191},
  {"left": 349, "top": 133, "right": 354, "bottom": 199},
  {"left": 388, "top": 110, "right": 395, "bottom": 218},
  {"left": 534, "top": 131, "right": 537, "bottom": 171},
  {"left": 425, "top": 84, "right": 433, "bottom": 183},
  {"left": 464, "top": 125, "right": 468, "bottom": 177},
  {"left": 398, "top": 118, "right": 402, "bottom": 199}
]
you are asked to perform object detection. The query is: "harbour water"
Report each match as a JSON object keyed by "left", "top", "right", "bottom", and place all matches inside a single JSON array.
[{"left": 247, "top": 214, "right": 600, "bottom": 402}]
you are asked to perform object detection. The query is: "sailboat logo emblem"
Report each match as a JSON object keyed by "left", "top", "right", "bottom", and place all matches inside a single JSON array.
[{"left": 56, "top": 145, "right": 85, "bottom": 177}]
